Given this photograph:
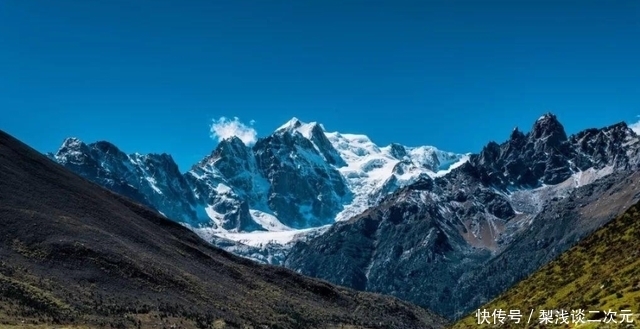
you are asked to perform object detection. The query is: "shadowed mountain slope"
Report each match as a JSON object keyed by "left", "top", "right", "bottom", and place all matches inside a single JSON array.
[
  {"left": 285, "top": 116, "right": 640, "bottom": 320},
  {"left": 0, "top": 130, "right": 447, "bottom": 329},
  {"left": 451, "top": 199, "right": 640, "bottom": 328}
]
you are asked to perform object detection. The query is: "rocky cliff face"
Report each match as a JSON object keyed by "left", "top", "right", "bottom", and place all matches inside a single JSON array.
[
  {"left": 253, "top": 121, "right": 351, "bottom": 228},
  {"left": 284, "top": 115, "right": 640, "bottom": 319},
  {"left": 49, "top": 138, "right": 198, "bottom": 224},
  {"left": 183, "top": 123, "right": 352, "bottom": 231}
]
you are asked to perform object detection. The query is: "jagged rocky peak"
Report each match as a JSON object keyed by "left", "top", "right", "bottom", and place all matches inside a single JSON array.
[
  {"left": 570, "top": 121, "right": 640, "bottom": 171},
  {"left": 529, "top": 113, "right": 568, "bottom": 155},
  {"left": 57, "top": 138, "right": 127, "bottom": 166},
  {"left": 275, "top": 117, "right": 327, "bottom": 139},
  {"left": 54, "top": 137, "right": 92, "bottom": 163},
  {"left": 532, "top": 112, "right": 567, "bottom": 141},
  {"left": 278, "top": 116, "right": 302, "bottom": 129},
  {"left": 185, "top": 117, "right": 355, "bottom": 230},
  {"left": 208, "top": 136, "right": 252, "bottom": 166},
  {"left": 274, "top": 117, "right": 346, "bottom": 166},
  {"left": 471, "top": 113, "right": 573, "bottom": 187},
  {"left": 607, "top": 121, "right": 632, "bottom": 134},
  {"left": 200, "top": 136, "right": 262, "bottom": 200},
  {"left": 253, "top": 123, "right": 351, "bottom": 228},
  {"left": 470, "top": 113, "right": 640, "bottom": 189},
  {"left": 573, "top": 121, "right": 634, "bottom": 144},
  {"left": 213, "top": 136, "right": 249, "bottom": 157},
  {"left": 51, "top": 137, "right": 198, "bottom": 224},
  {"left": 53, "top": 137, "right": 100, "bottom": 167},
  {"left": 275, "top": 117, "right": 308, "bottom": 135},
  {"left": 509, "top": 126, "right": 525, "bottom": 141},
  {"left": 308, "top": 123, "right": 346, "bottom": 166},
  {"left": 271, "top": 118, "right": 319, "bottom": 150},
  {"left": 60, "top": 136, "right": 85, "bottom": 149},
  {"left": 475, "top": 141, "right": 500, "bottom": 166}
]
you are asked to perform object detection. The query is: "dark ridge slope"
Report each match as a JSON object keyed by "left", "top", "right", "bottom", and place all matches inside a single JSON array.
[
  {"left": 0, "top": 130, "right": 447, "bottom": 329},
  {"left": 451, "top": 199, "right": 640, "bottom": 328}
]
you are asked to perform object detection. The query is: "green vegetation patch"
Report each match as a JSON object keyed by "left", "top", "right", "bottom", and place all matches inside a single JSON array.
[{"left": 451, "top": 202, "right": 640, "bottom": 328}]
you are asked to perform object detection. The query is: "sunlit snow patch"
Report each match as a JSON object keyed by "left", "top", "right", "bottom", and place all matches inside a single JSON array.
[
  {"left": 250, "top": 209, "right": 291, "bottom": 231},
  {"left": 433, "top": 155, "right": 471, "bottom": 177},
  {"left": 194, "top": 225, "right": 330, "bottom": 249}
]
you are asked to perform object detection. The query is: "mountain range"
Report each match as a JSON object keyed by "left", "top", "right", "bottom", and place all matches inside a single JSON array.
[
  {"left": 0, "top": 129, "right": 447, "bottom": 328},
  {"left": 49, "top": 117, "right": 465, "bottom": 263},
  {"left": 48, "top": 113, "right": 640, "bottom": 322}
]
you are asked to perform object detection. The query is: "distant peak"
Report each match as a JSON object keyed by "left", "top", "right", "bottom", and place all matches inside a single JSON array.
[
  {"left": 534, "top": 112, "right": 565, "bottom": 129},
  {"left": 510, "top": 126, "right": 525, "bottom": 140},
  {"left": 275, "top": 117, "right": 323, "bottom": 139},
  {"left": 537, "top": 112, "right": 557, "bottom": 122},
  {"left": 54, "top": 137, "right": 91, "bottom": 162},
  {"left": 608, "top": 121, "right": 628, "bottom": 130},
  {"left": 61, "top": 137, "right": 84, "bottom": 148},
  {"left": 56, "top": 137, "right": 89, "bottom": 157},
  {"left": 531, "top": 112, "right": 566, "bottom": 141},
  {"left": 602, "top": 121, "right": 635, "bottom": 136},
  {"left": 207, "top": 136, "right": 250, "bottom": 162},
  {"left": 277, "top": 117, "right": 303, "bottom": 131},
  {"left": 219, "top": 135, "right": 247, "bottom": 148}
]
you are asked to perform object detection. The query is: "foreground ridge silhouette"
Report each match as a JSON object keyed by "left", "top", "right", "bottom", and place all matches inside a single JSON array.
[{"left": 0, "top": 129, "right": 447, "bottom": 329}]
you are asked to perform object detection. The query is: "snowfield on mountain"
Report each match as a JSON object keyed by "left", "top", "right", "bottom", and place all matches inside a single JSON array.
[{"left": 50, "top": 117, "right": 466, "bottom": 263}]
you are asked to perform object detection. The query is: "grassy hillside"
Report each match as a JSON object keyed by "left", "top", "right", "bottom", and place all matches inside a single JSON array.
[
  {"left": 451, "top": 198, "right": 640, "bottom": 328},
  {"left": 0, "top": 130, "right": 447, "bottom": 329}
]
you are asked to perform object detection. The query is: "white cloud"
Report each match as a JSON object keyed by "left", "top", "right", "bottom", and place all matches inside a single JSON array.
[
  {"left": 210, "top": 117, "right": 258, "bottom": 146},
  {"left": 630, "top": 116, "right": 640, "bottom": 135}
]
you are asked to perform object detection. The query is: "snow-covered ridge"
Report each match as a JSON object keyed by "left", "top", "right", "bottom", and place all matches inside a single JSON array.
[
  {"left": 323, "top": 130, "right": 468, "bottom": 221},
  {"left": 50, "top": 117, "right": 467, "bottom": 262},
  {"left": 265, "top": 118, "right": 468, "bottom": 225},
  {"left": 276, "top": 117, "right": 317, "bottom": 137},
  {"left": 192, "top": 117, "right": 455, "bottom": 227}
]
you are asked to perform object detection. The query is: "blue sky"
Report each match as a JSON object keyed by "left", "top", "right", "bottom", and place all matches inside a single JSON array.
[{"left": 1, "top": 0, "right": 639, "bottom": 171}]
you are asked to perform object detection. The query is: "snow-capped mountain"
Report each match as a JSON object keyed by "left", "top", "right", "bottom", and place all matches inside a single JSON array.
[
  {"left": 285, "top": 113, "right": 640, "bottom": 319},
  {"left": 49, "top": 117, "right": 465, "bottom": 262},
  {"left": 49, "top": 113, "right": 640, "bottom": 317}
]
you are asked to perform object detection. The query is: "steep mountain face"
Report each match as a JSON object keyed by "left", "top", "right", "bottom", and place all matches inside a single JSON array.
[
  {"left": 1, "top": 129, "right": 447, "bottom": 329},
  {"left": 285, "top": 115, "right": 640, "bottom": 320},
  {"left": 51, "top": 117, "right": 464, "bottom": 263},
  {"left": 186, "top": 136, "right": 265, "bottom": 232},
  {"left": 452, "top": 198, "right": 640, "bottom": 328},
  {"left": 251, "top": 120, "right": 351, "bottom": 228},
  {"left": 183, "top": 123, "right": 351, "bottom": 232},
  {"left": 49, "top": 138, "right": 198, "bottom": 224}
]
